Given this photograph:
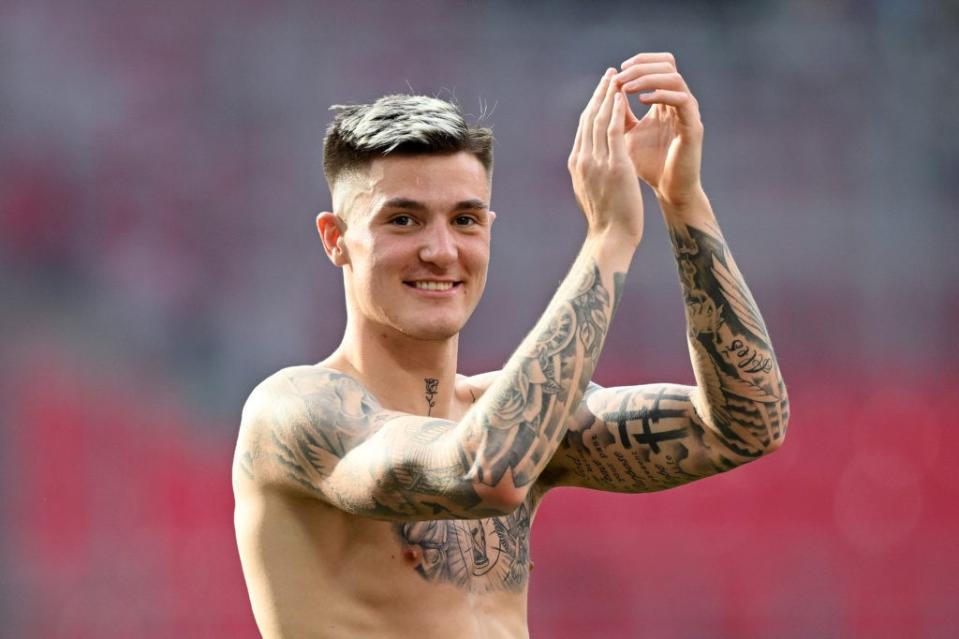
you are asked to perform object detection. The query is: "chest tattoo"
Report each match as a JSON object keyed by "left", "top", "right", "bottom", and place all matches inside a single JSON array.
[{"left": 393, "top": 501, "right": 532, "bottom": 593}]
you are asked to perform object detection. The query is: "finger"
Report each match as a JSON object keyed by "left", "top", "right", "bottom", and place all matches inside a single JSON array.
[
  {"left": 607, "top": 91, "right": 629, "bottom": 161},
  {"left": 582, "top": 70, "right": 614, "bottom": 124},
  {"left": 613, "top": 62, "right": 674, "bottom": 87},
  {"left": 570, "top": 112, "right": 583, "bottom": 162},
  {"left": 621, "top": 72, "right": 689, "bottom": 95},
  {"left": 572, "top": 71, "right": 611, "bottom": 162},
  {"left": 592, "top": 74, "right": 618, "bottom": 158},
  {"left": 637, "top": 89, "right": 699, "bottom": 125},
  {"left": 581, "top": 69, "right": 615, "bottom": 156},
  {"left": 621, "top": 51, "right": 676, "bottom": 70}
]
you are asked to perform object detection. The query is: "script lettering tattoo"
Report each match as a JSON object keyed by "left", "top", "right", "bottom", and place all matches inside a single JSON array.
[
  {"left": 424, "top": 378, "right": 438, "bottom": 416},
  {"left": 470, "top": 260, "right": 623, "bottom": 489}
]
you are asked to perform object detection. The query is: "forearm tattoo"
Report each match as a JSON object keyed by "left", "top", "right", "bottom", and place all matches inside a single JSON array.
[
  {"left": 467, "top": 259, "right": 622, "bottom": 489},
  {"left": 555, "top": 219, "right": 788, "bottom": 493},
  {"left": 669, "top": 218, "right": 788, "bottom": 453}
]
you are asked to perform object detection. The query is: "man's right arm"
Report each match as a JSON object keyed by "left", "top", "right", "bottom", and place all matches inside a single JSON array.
[{"left": 233, "top": 69, "right": 642, "bottom": 521}]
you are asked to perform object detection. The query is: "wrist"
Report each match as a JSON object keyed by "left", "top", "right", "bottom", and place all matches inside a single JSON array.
[
  {"left": 585, "top": 223, "right": 642, "bottom": 252},
  {"left": 657, "top": 185, "right": 709, "bottom": 215},
  {"left": 582, "top": 226, "right": 638, "bottom": 274}
]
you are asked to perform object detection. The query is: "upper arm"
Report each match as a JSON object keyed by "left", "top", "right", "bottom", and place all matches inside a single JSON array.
[
  {"left": 233, "top": 366, "right": 382, "bottom": 503},
  {"left": 232, "top": 367, "right": 503, "bottom": 521},
  {"left": 542, "top": 382, "right": 773, "bottom": 493}
]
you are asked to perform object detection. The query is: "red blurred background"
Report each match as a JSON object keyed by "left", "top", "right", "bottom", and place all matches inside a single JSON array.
[{"left": 2, "top": 1, "right": 957, "bottom": 637}]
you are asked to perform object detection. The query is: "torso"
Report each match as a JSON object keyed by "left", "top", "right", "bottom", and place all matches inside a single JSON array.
[{"left": 233, "top": 368, "right": 547, "bottom": 639}]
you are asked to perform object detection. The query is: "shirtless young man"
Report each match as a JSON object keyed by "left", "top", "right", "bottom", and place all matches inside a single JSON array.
[{"left": 233, "top": 52, "right": 789, "bottom": 638}]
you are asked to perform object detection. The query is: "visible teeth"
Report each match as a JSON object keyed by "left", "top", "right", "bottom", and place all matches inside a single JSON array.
[{"left": 414, "top": 281, "right": 454, "bottom": 291}]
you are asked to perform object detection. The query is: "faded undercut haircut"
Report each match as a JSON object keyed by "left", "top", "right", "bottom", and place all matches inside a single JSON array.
[{"left": 322, "top": 94, "right": 494, "bottom": 192}]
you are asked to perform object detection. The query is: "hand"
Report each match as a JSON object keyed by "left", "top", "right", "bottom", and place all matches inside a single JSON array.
[
  {"left": 568, "top": 68, "right": 645, "bottom": 245},
  {"left": 614, "top": 52, "right": 705, "bottom": 208}
]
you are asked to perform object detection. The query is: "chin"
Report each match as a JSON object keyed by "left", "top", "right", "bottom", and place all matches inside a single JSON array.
[
  {"left": 401, "top": 322, "right": 463, "bottom": 342},
  {"left": 391, "top": 313, "right": 467, "bottom": 341}
]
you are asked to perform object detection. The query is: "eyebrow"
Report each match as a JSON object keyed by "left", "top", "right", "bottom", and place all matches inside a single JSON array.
[{"left": 380, "top": 197, "right": 489, "bottom": 212}]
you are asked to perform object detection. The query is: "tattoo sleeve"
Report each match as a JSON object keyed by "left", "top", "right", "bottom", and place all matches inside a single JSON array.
[
  {"left": 547, "top": 210, "right": 788, "bottom": 493},
  {"left": 667, "top": 214, "right": 788, "bottom": 456}
]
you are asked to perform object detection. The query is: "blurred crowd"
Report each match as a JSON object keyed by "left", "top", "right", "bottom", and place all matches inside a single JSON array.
[{"left": 1, "top": 1, "right": 956, "bottom": 636}]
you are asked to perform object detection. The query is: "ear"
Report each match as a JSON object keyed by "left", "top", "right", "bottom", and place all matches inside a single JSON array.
[
  {"left": 488, "top": 210, "right": 497, "bottom": 224},
  {"left": 316, "top": 212, "right": 350, "bottom": 267}
]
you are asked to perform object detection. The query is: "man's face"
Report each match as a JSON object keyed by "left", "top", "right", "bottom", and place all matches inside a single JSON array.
[{"left": 335, "top": 151, "right": 494, "bottom": 341}]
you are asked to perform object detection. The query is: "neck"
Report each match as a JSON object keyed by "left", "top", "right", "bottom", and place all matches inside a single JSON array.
[{"left": 326, "top": 315, "right": 460, "bottom": 418}]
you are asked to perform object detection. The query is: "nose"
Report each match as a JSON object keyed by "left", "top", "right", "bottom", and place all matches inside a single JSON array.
[{"left": 418, "top": 221, "right": 458, "bottom": 267}]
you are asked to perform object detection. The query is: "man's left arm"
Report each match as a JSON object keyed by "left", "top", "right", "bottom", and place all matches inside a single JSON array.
[
  {"left": 545, "top": 197, "right": 789, "bottom": 492},
  {"left": 541, "top": 52, "right": 789, "bottom": 492}
]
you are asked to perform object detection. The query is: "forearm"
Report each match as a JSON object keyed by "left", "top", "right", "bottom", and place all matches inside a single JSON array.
[
  {"left": 456, "top": 232, "right": 633, "bottom": 503},
  {"left": 663, "top": 190, "right": 788, "bottom": 458}
]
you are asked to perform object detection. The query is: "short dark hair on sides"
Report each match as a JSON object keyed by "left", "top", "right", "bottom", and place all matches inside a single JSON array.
[{"left": 322, "top": 95, "right": 494, "bottom": 190}]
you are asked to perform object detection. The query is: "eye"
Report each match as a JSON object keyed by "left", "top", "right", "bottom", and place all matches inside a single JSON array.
[
  {"left": 453, "top": 215, "right": 478, "bottom": 226},
  {"left": 389, "top": 214, "right": 416, "bottom": 227}
]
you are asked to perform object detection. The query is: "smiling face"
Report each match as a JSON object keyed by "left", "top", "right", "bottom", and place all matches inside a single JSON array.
[{"left": 328, "top": 151, "right": 494, "bottom": 341}]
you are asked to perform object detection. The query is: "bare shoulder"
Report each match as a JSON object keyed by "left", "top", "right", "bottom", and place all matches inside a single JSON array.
[
  {"left": 241, "top": 365, "right": 384, "bottom": 439},
  {"left": 233, "top": 365, "right": 390, "bottom": 497}
]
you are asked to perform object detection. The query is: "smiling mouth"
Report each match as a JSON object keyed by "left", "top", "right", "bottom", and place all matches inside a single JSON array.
[{"left": 403, "top": 280, "right": 462, "bottom": 291}]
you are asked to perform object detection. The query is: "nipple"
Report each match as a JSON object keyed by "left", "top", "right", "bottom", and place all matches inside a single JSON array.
[
  {"left": 403, "top": 546, "right": 422, "bottom": 563},
  {"left": 529, "top": 560, "right": 535, "bottom": 572}
]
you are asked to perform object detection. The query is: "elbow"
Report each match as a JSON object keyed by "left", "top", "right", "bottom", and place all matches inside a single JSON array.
[
  {"left": 482, "top": 485, "right": 528, "bottom": 516},
  {"left": 764, "top": 432, "right": 786, "bottom": 456},
  {"left": 763, "top": 394, "right": 790, "bottom": 455},
  {"left": 471, "top": 470, "right": 529, "bottom": 516}
]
